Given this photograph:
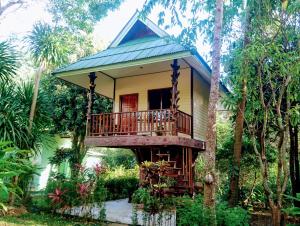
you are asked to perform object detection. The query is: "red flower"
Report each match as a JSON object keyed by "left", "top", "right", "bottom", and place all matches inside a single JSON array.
[
  {"left": 48, "top": 188, "right": 65, "bottom": 204},
  {"left": 93, "top": 164, "right": 106, "bottom": 177},
  {"left": 77, "top": 183, "right": 91, "bottom": 197}
]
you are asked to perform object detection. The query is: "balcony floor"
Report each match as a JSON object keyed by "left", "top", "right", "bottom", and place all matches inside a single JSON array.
[{"left": 85, "top": 135, "right": 205, "bottom": 150}]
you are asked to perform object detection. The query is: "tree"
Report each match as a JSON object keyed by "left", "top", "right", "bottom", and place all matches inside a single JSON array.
[
  {"left": 26, "top": 22, "right": 71, "bottom": 132},
  {"left": 0, "top": 0, "right": 31, "bottom": 18},
  {"left": 41, "top": 76, "right": 112, "bottom": 178},
  {"left": 228, "top": 0, "right": 254, "bottom": 207},
  {"left": 203, "top": 1, "right": 224, "bottom": 224},
  {"left": 48, "top": 0, "right": 124, "bottom": 34},
  {"left": 242, "top": 1, "right": 300, "bottom": 223}
]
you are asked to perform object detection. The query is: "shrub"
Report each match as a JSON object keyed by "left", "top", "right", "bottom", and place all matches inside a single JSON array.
[
  {"left": 104, "top": 176, "right": 139, "bottom": 200},
  {"left": 102, "top": 148, "right": 136, "bottom": 169},
  {"left": 26, "top": 194, "right": 51, "bottom": 213},
  {"left": 102, "top": 166, "right": 139, "bottom": 201},
  {"left": 44, "top": 164, "right": 106, "bottom": 222},
  {"left": 176, "top": 195, "right": 250, "bottom": 226},
  {"left": 217, "top": 202, "right": 249, "bottom": 226},
  {"left": 0, "top": 141, "right": 36, "bottom": 213}
]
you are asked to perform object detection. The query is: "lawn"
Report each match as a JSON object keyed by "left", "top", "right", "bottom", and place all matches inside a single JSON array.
[{"left": 0, "top": 213, "right": 125, "bottom": 226}]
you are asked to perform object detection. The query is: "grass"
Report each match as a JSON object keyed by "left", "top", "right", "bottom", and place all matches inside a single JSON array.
[{"left": 0, "top": 212, "right": 125, "bottom": 226}]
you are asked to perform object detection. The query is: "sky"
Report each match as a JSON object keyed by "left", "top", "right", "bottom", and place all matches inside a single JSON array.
[{"left": 0, "top": 0, "right": 211, "bottom": 64}]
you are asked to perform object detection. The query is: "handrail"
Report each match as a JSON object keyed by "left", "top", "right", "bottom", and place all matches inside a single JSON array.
[{"left": 88, "top": 109, "right": 191, "bottom": 137}]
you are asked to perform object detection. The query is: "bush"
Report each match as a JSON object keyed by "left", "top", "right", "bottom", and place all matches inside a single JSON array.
[
  {"left": 103, "top": 166, "right": 139, "bottom": 201},
  {"left": 44, "top": 164, "right": 106, "bottom": 222},
  {"left": 102, "top": 148, "right": 136, "bottom": 169},
  {"left": 176, "top": 195, "right": 250, "bottom": 226},
  {"left": 26, "top": 194, "right": 51, "bottom": 213},
  {"left": 0, "top": 141, "right": 37, "bottom": 212}
]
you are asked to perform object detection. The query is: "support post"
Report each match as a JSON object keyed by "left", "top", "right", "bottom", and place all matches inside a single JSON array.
[
  {"left": 171, "top": 59, "right": 180, "bottom": 135},
  {"left": 86, "top": 72, "right": 97, "bottom": 136}
]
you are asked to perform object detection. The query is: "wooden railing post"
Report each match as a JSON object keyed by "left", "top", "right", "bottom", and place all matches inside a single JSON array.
[
  {"left": 86, "top": 72, "right": 97, "bottom": 136},
  {"left": 171, "top": 59, "right": 180, "bottom": 135}
]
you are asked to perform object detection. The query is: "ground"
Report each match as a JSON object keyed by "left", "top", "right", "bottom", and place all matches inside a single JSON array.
[{"left": 0, "top": 213, "right": 126, "bottom": 226}]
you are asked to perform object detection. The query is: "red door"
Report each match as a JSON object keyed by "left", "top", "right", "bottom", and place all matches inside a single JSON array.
[{"left": 120, "top": 94, "right": 138, "bottom": 134}]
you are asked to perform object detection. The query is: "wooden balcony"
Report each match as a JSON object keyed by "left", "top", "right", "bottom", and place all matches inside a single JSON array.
[
  {"left": 87, "top": 109, "right": 191, "bottom": 137},
  {"left": 85, "top": 109, "right": 205, "bottom": 149}
]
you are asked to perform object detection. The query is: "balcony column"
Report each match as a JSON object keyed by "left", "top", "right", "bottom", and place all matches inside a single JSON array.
[
  {"left": 171, "top": 59, "right": 180, "bottom": 135},
  {"left": 86, "top": 72, "right": 97, "bottom": 136}
]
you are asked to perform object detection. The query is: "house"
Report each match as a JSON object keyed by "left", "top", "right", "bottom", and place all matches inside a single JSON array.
[{"left": 54, "top": 12, "right": 227, "bottom": 193}]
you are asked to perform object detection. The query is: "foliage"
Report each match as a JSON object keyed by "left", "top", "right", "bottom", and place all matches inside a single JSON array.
[
  {"left": 0, "top": 41, "right": 17, "bottom": 82},
  {"left": 0, "top": 81, "right": 54, "bottom": 151},
  {"left": 283, "top": 193, "right": 300, "bottom": 216},
  {"left": 48, "top": 0, "right": 124, "bottom": 33},
  {"left": 103, "top": 166, "right": 139, "bottom": 201},
  {"left": 26, "top": 22, "right": 73, "bottom": 70},
  {"left": 45, "top": 163, "right": 106, "bottom": 221},
  {"left": 41, "top": 76, "right": 112, "bottom": 177},
  {"left": 221, "top": 1, "right": 300, "bottom": 223},
  {"left": 176, "top": 195, "right": 249, "bottom": 226},
  {"left": 0, "top": 141, "right": 36, "bottom": 213},
  {"left": 131, "top": 161, "right": 177, "bottom": 225},
  {"left": 0, "top": 212, "right": 105, "bottom": 225},
  {"left": 102, "top": 148, "right": 137, "bottom": 169}
]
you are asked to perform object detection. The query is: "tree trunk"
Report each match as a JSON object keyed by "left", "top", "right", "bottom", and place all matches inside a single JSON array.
[
  {"left": 229, "top": 1, "right": 251, "bottom": 206},
  {"left": 271, "top": 205, "right": 282, "bottom": 226},
  {"left": 228, "top": 80, "right": 246, "bottom": 206},
  {"left": 203, "top": 0, "right": 223, "bottom": 224},
  {"left": 289, "top": 124, "right": 300, "bottom": 207},
  {"left": 28, "top": 63, "right": 45, "bottom": 132}
]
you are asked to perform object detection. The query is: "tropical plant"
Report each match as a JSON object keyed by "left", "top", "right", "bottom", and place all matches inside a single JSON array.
[
  {"left": 42, "top": 76, "right": 112, "bottom": 178},
  {"left": 0, "top": 141, "right": 36, "bottom": 213},
  {"left": 0, "top": 41, "right": 17, "bottom": 82},
  {"left": 0, "top": 80, "right": 53, "bottom": 151},
  {"left": 46, "top": 163, "right": 106, "bottom": 221},
  {"left": 26, "top": 22, "right": 73, "bottom": 132},
  {"left": 283, "top": 194, "right": 300, "bottom": 216},
  {"left": 176, "top": 195, "right": 249, "bottom": 226}
]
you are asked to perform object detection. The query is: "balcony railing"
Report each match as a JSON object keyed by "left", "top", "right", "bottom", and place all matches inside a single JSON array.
[{"left": 87, "top": 109, "right": 192, "bottom": 137}]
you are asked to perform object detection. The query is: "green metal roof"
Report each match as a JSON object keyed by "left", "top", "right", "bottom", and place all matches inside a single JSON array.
[{"left": 54, "top": 37, "right": 190, "bottom": 74}]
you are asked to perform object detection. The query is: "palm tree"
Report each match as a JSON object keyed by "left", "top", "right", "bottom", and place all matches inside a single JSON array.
[
  {"left": 0, "top": 41, "right": 17, "bottom": 82},
  {"left": 26, "top": 22, "right": 70, "bottom": 132}
]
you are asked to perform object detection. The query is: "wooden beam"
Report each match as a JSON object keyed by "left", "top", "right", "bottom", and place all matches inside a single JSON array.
[
  {"left": 190, "top": 67, "right": 194, "bottom": 139},
  {"left": 87, "top": 72, "right": 97, "bottom": 116},
  {"left": 86, "top": 72, "right": 97, "bottom": 136},
  {"left": 171, "top": 59, "right": 180, "bottom": 135},
  {"left": 85, "top": 135, "right": 205, "bottom": 150}
]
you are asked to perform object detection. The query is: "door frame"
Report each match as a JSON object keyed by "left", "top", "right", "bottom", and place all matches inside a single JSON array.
[{"left": 119, "top": 93, "right": 139, "bottom": 112}]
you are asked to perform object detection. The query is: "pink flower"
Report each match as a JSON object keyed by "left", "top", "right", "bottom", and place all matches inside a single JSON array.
[
  {"left": 93, "top": 164, "right": 106, "bottom": 177},
  {"left": 77, "top": 183, "right": 91, "bottom": 197},
  {"left": 48, "top": 188, "right": 65, "bottom": 204}
]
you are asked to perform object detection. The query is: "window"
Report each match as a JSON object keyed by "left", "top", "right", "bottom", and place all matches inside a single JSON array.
[{"left": 148, "top": 88, "right": 172, "bottom": 110}]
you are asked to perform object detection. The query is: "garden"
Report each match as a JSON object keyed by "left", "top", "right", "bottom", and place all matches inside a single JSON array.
[{"left": 0, "top": 0, "right": 300, "bottom": 226}]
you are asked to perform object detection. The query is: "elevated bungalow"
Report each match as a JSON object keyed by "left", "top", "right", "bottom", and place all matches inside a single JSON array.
[{"left": 54, "top": 12, "right": 227, "bottom": 193}]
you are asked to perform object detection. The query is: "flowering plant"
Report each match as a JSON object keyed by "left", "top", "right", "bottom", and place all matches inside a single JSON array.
[{"left": 48, "top": 188, "right": 66, "bottom": 205}]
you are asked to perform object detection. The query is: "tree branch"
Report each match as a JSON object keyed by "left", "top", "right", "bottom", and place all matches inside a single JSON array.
[{"left": 0, "top": 0, "right": 25, "bottom": 17}]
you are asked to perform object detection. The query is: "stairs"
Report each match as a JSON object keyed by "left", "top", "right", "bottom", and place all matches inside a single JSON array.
[{"left": 154, "top": 152, "right": 190, "bottom": 194}]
